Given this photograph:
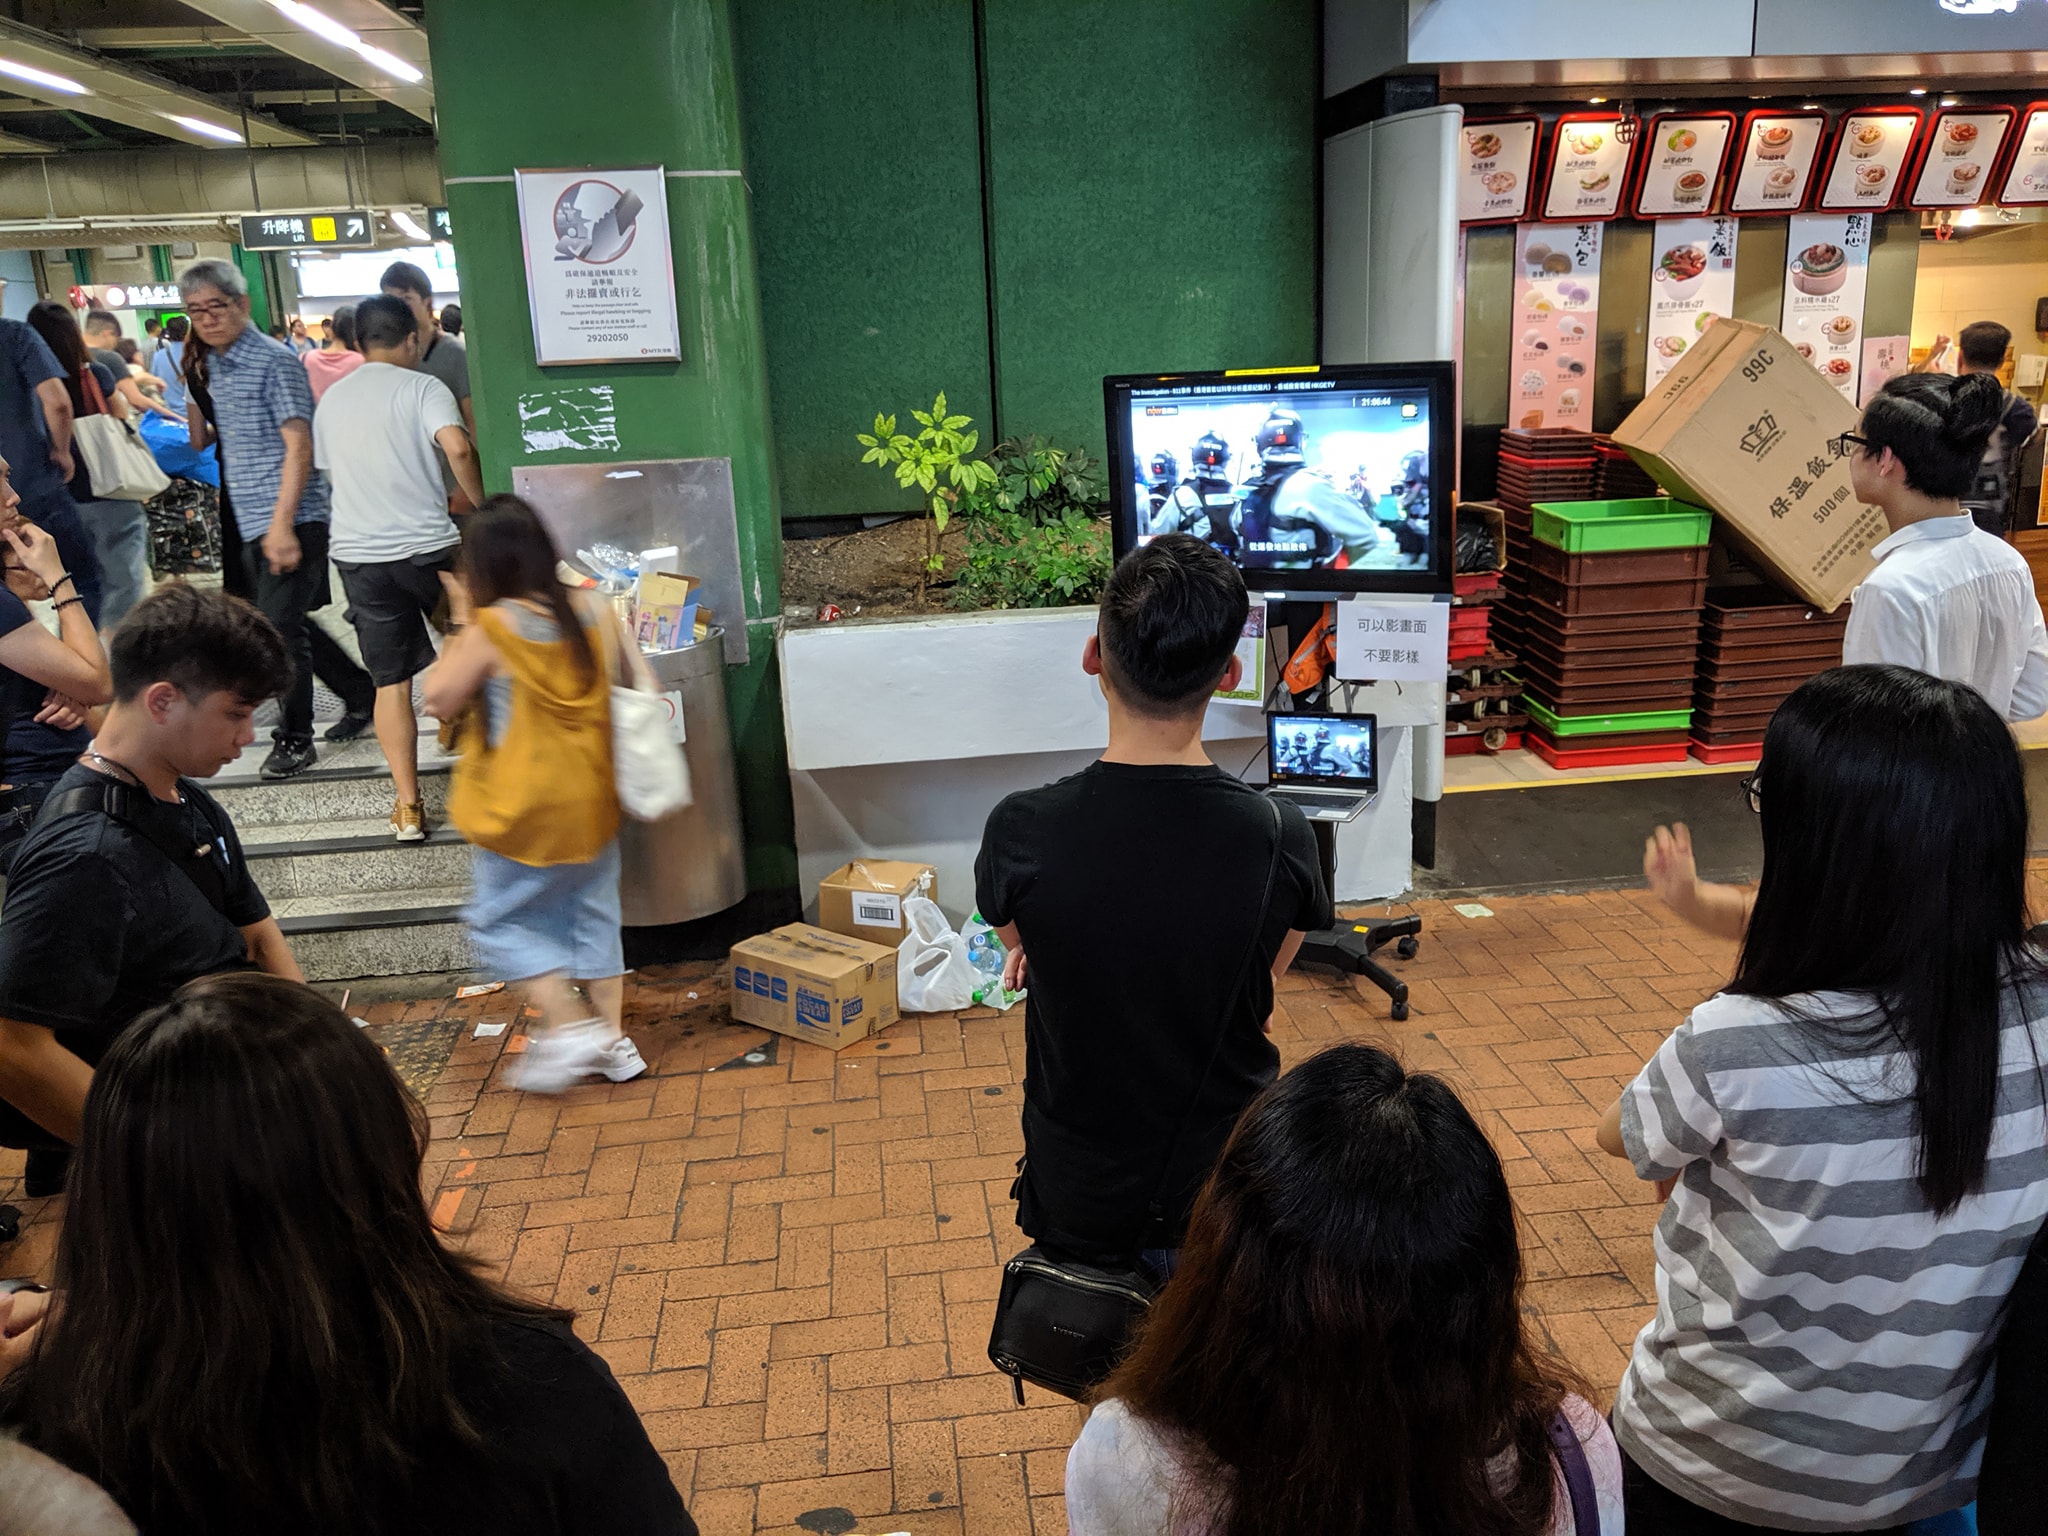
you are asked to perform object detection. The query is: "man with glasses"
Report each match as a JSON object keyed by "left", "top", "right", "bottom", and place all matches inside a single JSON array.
[{"left": 178, "top": 260, "right": 375, "bottom": 779}]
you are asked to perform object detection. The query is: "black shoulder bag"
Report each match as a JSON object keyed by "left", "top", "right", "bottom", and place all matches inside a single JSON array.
[
  {"left": 986, "top": 797, "right": 1285, "bottom": 1405},
  {"left": 36, "top": 778, "right": 235, "bottom": 917}
]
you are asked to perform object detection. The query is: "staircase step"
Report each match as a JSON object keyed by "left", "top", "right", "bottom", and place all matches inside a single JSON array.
[
  {"left": 272, "top": 887, "right": 474, "bottom": 983},
  {"left": 245, "top": 827, "right": 471, "bottom": 900},
  {"left": 208, "top": 732, "right": 457, "bottom": 829}
]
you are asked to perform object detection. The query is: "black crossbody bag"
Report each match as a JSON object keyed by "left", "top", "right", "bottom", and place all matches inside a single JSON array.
[{"left": 986, "top": 797, "right": 1285, "bottom": 1405}]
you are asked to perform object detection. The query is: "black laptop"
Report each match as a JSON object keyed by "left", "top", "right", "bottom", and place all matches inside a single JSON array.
[{"left": 1265, "top": 711, "right": 1377, "bottom": 822}]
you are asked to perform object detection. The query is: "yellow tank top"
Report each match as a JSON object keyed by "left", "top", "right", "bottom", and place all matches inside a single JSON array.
[{"left": 447, "top": 599, "right": 619, "bottom": 866}]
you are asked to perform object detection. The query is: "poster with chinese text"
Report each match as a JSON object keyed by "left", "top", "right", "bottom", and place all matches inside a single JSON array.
[
  {"left": 1645, "top": 218, "right": 1738, "bottom": 388},
  {"left": 1780, "top": 213, "right": 1872, "bottom": 403},
  {"left": 514, "top": 166, "right": 681, "bottom": 365},
  {"left": 1458, "top": 118, "right": 1538, "bottom": 223},
  {"left": 1817, "top": 110, "right": 1920, "bottom": 211},
  {"left": 1541, "top": 117, "right": 1631, "bottom": 220},
  {"left": 1509, "top": 223, "right": 1602, "bottom": 431},
  {"left": 1997, "top": 104, "right": 2048, "bottom": 205},
  {"left": 1729, "top": 112, "right": 1827, "bottom": 213},
  {"left": 1910, "top": 108, "right": 2014, "bottom": 209},
  {"left": 1634, "top": 115, "right": 1736, "bottom": 218}
]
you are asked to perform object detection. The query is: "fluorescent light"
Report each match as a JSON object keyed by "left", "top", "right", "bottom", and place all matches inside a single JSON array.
[
  {"left": 162, "top": 113, "right": 243, "bottom": 143},
  {"left": 389, "top": 208, "right": 429, "bottom": 241},
  {"left": 266, "top": 1, "right": 424, "bottom": 85},
  {"left": 1587, "top": 97, "right": 1606, "bottom": 104},
  {"left": 0, "top": 58, "right": 87, "bottom": 95},
  {"left": 1801, "top": 103, "right": 1819, "bottom": 111},
  {"left": 1941, "top": 97, "right": 1960, "bottom": 107}
]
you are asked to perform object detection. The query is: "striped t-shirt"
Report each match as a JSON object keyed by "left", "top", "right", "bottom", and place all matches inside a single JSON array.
[{"left": 1616, "top": 985, "right": 2048, "bottom": 1531}]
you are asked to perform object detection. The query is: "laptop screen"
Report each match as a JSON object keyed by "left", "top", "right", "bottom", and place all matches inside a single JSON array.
[{"left": 1267, "top": 713, "right": 1376, "bottom": 792}]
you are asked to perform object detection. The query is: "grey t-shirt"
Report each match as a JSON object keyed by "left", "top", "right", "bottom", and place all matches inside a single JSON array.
[{"left": 417, "top": 329, "right": 471, "bottom": 495}]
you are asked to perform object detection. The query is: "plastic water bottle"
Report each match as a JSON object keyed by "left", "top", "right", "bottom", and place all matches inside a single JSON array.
[{"left": 967, "top": 931, "right": 1004, "bottom": 985}]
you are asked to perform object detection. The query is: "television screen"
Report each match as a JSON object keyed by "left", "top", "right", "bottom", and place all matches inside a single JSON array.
[{"left": 1105, "top": 362, "right": 1456, "bottom": 596}]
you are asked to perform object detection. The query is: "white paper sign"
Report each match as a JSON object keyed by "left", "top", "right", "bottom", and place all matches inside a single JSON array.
[
  {"left": 1781, "top": 213, "right": 1872, "bottom": 403},
  {"left": 1998, "top": 107, "right": 2048, "bottom": 205},
  {"left": 1542, "top": 119, "right": 1630, "bottom": 220},
  {"left": 514, "top": 166, "right": 681, "bottom": 366},
  {"left": 1334, "top": 601, "right": 1449, "bottom": 683},
  {"left": 1912, "top": 110, "right": 2013, "bottom": 209},
  {"left": 1646, "top": 218, "right": 1738, "bottom": 388},
  {"left": 1459, "top": 119, "right": 1538, "bottom": 223},
  {"left": 1817, "top": 113, "right": 1918, "bottom": 210},
  {"left": 658, "top": 689, "right": 689, "bottom": 744}
]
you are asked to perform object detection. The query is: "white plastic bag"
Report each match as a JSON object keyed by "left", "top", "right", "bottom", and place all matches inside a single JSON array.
[
  {"left": 897, "top": 896, "right": 979, "bottom": 1013},
  {"left": 963, "top": 909, "right": 1026, "bottom": 1012}
]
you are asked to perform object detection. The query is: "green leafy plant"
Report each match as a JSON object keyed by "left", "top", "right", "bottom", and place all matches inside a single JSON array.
[
  {"left": 967, "top": 435, "right": 1108, "bottom": 525},
  {"left": 952, "top": 508, "right": 1112, "bottom": 611},
  {"left": 857, "top": 391, "right": 999, "bottom": 595}
]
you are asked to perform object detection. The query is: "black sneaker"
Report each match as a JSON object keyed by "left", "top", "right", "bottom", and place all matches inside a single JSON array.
[
  {"left": 23, "top": 1147, "right": 68, "bottom": 1198},
  {"left": 260, "top": 739, "right": 318, "bottom": 779},
  {"left": 324, "top": 710, "right": 375, "bottom": 743}
]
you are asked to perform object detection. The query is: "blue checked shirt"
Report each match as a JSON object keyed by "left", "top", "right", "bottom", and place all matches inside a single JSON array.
[{"left": 207, "top": 323, "right": 329, "bottom": 538}]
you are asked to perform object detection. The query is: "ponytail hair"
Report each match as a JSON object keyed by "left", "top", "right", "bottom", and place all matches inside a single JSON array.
[{"left": 1859, "top": 371, "right": 2007, "bottom": 500}]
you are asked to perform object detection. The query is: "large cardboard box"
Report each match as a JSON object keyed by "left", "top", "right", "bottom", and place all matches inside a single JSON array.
[
  {"left": 1613, "top": 318, "right": 1887, "bottom": 611},
  {"left": 730, "top": 924, "right": 899, "bottom": 1049},
  {"left": 815, "top": 860, "right": 936, "bottom": 948}
]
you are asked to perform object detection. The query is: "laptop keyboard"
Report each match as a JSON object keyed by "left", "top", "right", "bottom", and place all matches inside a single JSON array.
[{"left": 1276, "top": 789, "right": 1369, "bottom": 814}]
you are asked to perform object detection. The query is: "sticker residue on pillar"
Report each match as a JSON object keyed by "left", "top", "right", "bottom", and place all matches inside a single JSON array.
[{"left": 517, "top": 385, "right": 620, "bottom": 453}]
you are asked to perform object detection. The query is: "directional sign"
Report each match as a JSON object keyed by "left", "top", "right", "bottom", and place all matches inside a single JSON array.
[
  {"left": 428, "top": 205, "right": 452, "bottom": 241},
  {"left": 238, "top": 210, "right": 375, "bottom": 251}
]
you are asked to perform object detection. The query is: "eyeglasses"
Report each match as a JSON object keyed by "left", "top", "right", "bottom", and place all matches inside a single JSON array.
[
  {"left": 1739, "top": 773, "right": 1762, "bottom": 814},
  {"left": 184, "top": 299, "right": 237, "bottom": 319},
  {"left": 1832, "top": 430, "right": 1873, "bottom": 458}
]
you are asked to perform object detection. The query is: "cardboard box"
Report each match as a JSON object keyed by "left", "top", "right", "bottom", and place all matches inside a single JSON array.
[
  {"left": 1613, "top": 318, "right": 1887, "bottom": 612},
  {"left": 815, "top": 860, "right": 936, "bottom": 947},
  {"left": 730, "top": 923, "right": 899, "bottom": 1049}
]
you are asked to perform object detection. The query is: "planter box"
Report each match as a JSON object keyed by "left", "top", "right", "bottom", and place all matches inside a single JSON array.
[{"left": 780, "top": 606, "right": 1424, "bottom": 907}]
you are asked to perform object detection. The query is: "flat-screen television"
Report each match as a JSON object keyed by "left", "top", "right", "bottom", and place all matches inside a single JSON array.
[{"left": 1105, "top": 361, "right": 1456, "bottom": 596}]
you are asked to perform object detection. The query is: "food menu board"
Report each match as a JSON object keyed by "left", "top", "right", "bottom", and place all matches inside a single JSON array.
[
  {"left": 1859, "top": 336, "right": 1909, "bottom": 408},
  {"left": 1541, "top": 116, "right": 1632, "bottom": 221},
  {"left": 1909, "top": 108, "right": 2015, "bottom": 209},
  {"left": 1510, "top": 223, "right": 1602, "bottom": 431},
  {"left": 1780, "top": 213, "right": 1872, "bottom": 403},
  {"left": 1728, "top": 111, "right": 1828, "bottom": 214},
  {"left": 1633, "top": 114, "right": 1737, "bottom": 218},
  {"left": 1645, "top": 218, "right": 1738, "bottom": 388},
  {"left": 1458, "top": 117, "right": 1539, "bottom": 224},
  {"left": 1997, "top": 104, "right": 2048, "bottom": 206},
  {"left": 1816, "top": 110, "right": 1922, "bottom": 212}
]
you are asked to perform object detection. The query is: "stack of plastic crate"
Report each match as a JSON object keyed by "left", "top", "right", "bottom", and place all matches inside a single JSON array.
[
  {"left": 1492, "top": 428, "right": 1598, "bottom": 655},
  {"left": 1689, "top": 588, "right": 1849, "bottom": 763}
]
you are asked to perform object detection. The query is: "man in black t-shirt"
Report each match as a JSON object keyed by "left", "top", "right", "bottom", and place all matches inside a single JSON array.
[
  {"left": 975, "top": 535, "right": 1330, "bottom": 1269},
  {"left": 0, "top": 583, "right": 298, "bottom": 1159}
]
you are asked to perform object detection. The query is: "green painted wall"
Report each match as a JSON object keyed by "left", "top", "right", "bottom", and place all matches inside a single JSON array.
[
  {"left": 425, "top": 0, "right": 795, "bottom": 894},
  {"left": 730, "top": 0, "right": 991, "bottom": 522}
]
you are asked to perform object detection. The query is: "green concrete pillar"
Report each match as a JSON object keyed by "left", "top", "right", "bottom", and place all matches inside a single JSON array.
[{"left": 426, "top": 0, "right": 795, "bottom": 899}]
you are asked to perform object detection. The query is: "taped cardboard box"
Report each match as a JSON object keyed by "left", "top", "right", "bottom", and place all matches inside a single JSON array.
[
  {"left": 730, "top": 923, "right": 899, "bottom": 1049},
  {"left": 816, "top": 860, "right": 936, "bottom": 947},
  {"left": 1613, "top": 318, "right": 1885, "bottom": 612}
]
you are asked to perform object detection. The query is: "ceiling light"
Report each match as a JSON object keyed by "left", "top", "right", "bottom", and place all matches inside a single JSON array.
[
  {"left": 389, "top": 208, "right": 429, "bottom": 241},
  {"left": 355, "top": 44, "right": 423, "bottom": 83},
  {"left": 1588, "top": 97, "right": 1606, "bottom": 104},
  {"left": 0, "top": 58, "right": 87, "bottom": 95},
  {"left": 1910, "top": 88, "right": 1928, "bottom": 96},
  {"left": 162, "top": 113, "right": 243, "bottom": 143},
  {"left": 1941, "top": 97, "right": 1960, "bottom": 107},
  {"left": 267, "top": 2, "right": 424, "bottom": 85},
  {"left": 1958, "top": 207, "right": 1982, "bottom": 226},
  {"left": 1801, "top": 103, "right": 1819, "bottom": 110}
]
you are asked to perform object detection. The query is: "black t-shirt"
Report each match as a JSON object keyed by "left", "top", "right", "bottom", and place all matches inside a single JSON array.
[
  {"left": 975, "top": 762, "right": 1330, "bottom": 1260},
  {"left": 0, "top": 763, "right": 267, "bottom": 1066}
]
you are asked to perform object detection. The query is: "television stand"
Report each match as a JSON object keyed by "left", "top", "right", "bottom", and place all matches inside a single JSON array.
[{"left": 1293, "top": 816, "right": 1420, "bottom": 1020}]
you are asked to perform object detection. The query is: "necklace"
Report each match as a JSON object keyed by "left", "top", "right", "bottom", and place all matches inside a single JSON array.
[{"left": 82, "top": 746, "right": 178, "bottom": 802}]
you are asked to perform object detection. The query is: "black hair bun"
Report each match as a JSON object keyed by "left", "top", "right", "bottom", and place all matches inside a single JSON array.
[{"left": 1941, "top": 371, "right": 2005, "bottom": 455}]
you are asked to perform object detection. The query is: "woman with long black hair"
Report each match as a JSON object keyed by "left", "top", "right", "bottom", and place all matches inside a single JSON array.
[
  {"left": 0, "top": 971, "right": 695, "bottom": 1536},
  {"left": 1068, "top": 1042, "right": 1622, "bottom": 1536},
  {"left": 1599, "top": 664, "right": 2048, "bottom": 1532}
]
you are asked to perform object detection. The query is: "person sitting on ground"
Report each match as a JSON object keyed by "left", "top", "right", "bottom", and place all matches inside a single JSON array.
[
  {"left": 973, "top": 534, "right": 1330, "bottom": 1277},
  {"left": 1841, "top": 370, "right": 2048, "bottom": 721},
  {"left": 1597, "top": 664, "right": 2048, "bottom": 1532},
  {"left": 303, "top": 300, "right": 364, "bottom": 404},
  {"left": 316, "top": 295, "right": 483, "bottom": 844},
  {"left": 424, "top": 496, "right": 651, "bottom": 1092},
  {"left": 0, "top": 583, "right": 298, "bottom": 1189},
  {"left": 0, "top": 1435, "right": 133, "bottom": 1536},
  {"left": 1067, "top": 1042, "right": 1622, "bottom": 1535},
  {"left": 0, "top": 971, "right": 698, "bottom": 1536}
]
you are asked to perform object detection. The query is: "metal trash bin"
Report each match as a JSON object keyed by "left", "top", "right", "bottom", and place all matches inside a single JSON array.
[{"left": 618, "top": 628, "right": 747, "bottom": 926}]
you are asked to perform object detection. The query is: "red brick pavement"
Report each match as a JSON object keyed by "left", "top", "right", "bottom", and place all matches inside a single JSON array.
[{"left": 0, "top": 884, "right": 1740, "bottom": 1535}]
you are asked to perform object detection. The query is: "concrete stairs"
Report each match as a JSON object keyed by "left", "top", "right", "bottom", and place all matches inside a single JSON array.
[{"left": 209, "top": 724, "right": 475, "bottom": 982}]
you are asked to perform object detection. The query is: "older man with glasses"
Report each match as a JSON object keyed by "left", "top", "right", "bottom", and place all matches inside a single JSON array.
[{"left": 178, "top": 259, "right": 374, "bottom": 779}]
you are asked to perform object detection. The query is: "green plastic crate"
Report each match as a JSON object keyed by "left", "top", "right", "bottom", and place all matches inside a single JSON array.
[
  {"left": 1522, "top": 696, "right": 1694, "bottom": 737},
  {"left": 1530, "top": 497, "right": 1713, "bottom": 554}
]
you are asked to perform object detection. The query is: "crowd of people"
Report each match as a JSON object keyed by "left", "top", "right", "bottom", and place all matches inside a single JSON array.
[{"left": 0, "top": 280, "right": 2038, "bottom": 1533}]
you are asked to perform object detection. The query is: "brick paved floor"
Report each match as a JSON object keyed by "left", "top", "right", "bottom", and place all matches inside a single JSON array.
[{"left": 0, "top": 885, "right": 1740, "bottom": 1536}]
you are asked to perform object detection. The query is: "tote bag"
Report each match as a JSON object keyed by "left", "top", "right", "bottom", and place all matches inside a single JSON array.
[
  {"left": 605, "top": 611, "right": 692, "bottom": 821},
  {"left": 72, "top": 371, "right": 170, "bottom": 503}
]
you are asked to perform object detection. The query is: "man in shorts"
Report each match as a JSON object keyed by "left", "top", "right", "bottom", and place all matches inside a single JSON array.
[{"left": 312, "top": 295, "right": 484, "bottom": 842}]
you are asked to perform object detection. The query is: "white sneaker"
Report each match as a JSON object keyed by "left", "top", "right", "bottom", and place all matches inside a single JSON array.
[
  {"left": 597, "top": 1034, "right": 649, "bottom": 1083},
  {"left": 509, "top": 1020, "right": 613, "bottom": 1094}
]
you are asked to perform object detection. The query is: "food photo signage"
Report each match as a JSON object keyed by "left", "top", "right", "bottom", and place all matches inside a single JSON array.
[
  {"left": 1997, "top": 103, "right": 2048, "bottom": 206},
  {"left": 1728, "top": 110, "right": 1828, "bottom": 214},
  {"left": 1541, "top": 115, "right": 1632, "bottom": 221},
  {"left": 1816, "top": 108, "right": 1923, "bottom": 212},
  {"left": 1632, "top": 113, "right": 1737, "bottom": 218},
  {"left": 1780, "top": 213, "right": 1872, "bottom": 403},
  {"left": 1458, "top": 117, "right": 1539, "bottom": 224},
  {"left": 1645, "top": 217, "right": 1738, "bottom": 388},
  {"left": 1908, "top": 107, "right": 2015, "bottom": 209},
  {"left": 1510, "top": 223, "right": 1602, "bottom": 430},
  {"left": 514, "top": 165, "right": 681, "bottom": 366}
]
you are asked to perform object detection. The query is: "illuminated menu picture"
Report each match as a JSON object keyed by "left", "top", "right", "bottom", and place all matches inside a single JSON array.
[
  {"left": 1541, "top": 116, "right": 1632, "bottom": 221},
  {"left": 1633, "top": 114, "right": 1737, "bottom": 218},
  {"left": 1909, "top": 108, "right": 2014, "bottom": 208},
  {"left": 1997, "top": 104, "right": 2048, "bottom": 205},
  {"left": 1727, "top": 111, "right": 1828, "bottom": 214},
  {"left": 1457, "top": 117, "right": 1539, "bottom": 224},
  {"left": 1816, "top": 110, "right": 1922, "bottom": 211}
]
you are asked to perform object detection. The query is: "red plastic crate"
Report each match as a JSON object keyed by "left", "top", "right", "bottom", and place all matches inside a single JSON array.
[
  {"left": 1528, "top": 735, "right": 1693, "bottom": 770},
  {"left": 1689, "top": 738, "right": 1763, "bottom": 765},
  {"left": 1445, "top": 730, "right": 1524, "bottom": 756}
]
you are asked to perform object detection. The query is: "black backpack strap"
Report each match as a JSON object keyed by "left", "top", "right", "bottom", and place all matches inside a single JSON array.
[
  {"left": 34, "top": 777, "right": 233, "bottom": 919},
  {"left": 1546, "top": 1408, "right": 1601, "bottom": 1535}
]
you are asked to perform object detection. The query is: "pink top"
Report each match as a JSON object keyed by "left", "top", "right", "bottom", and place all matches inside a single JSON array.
[{"left": 303, "top": 347, "right": 365, "bottom": 404}]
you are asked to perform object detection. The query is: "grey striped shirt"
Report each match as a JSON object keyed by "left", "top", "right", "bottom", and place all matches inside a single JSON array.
[{"left": 1615, "top": 986, "right": 2048, "bottom": 1531}]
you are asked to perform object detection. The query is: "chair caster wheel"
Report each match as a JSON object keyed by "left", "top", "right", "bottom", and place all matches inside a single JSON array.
[
  {"left": 1391, "top": 1002, "right": 1410, "bottom": 1021},
  {"left": 1396, "top": 936, "right": 1419, "bottom": 959}
]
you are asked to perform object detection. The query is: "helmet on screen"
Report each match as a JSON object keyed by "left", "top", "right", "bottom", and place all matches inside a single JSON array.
[
  {"left": 1256, "top": 408, "right": 1306, "bottom": 466},
  {"left": 1147, "top": 450, "right": 1179, "bottom": 487},
  {"left": 1191, "top": 432, "right": 1231, "bottom": 479},
  {"left": 1399, "top": 450, "right": 1427, "bottom": 486},
  {"left": 1315, "top": 724, "right": 1332, "bottom": 740}
]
